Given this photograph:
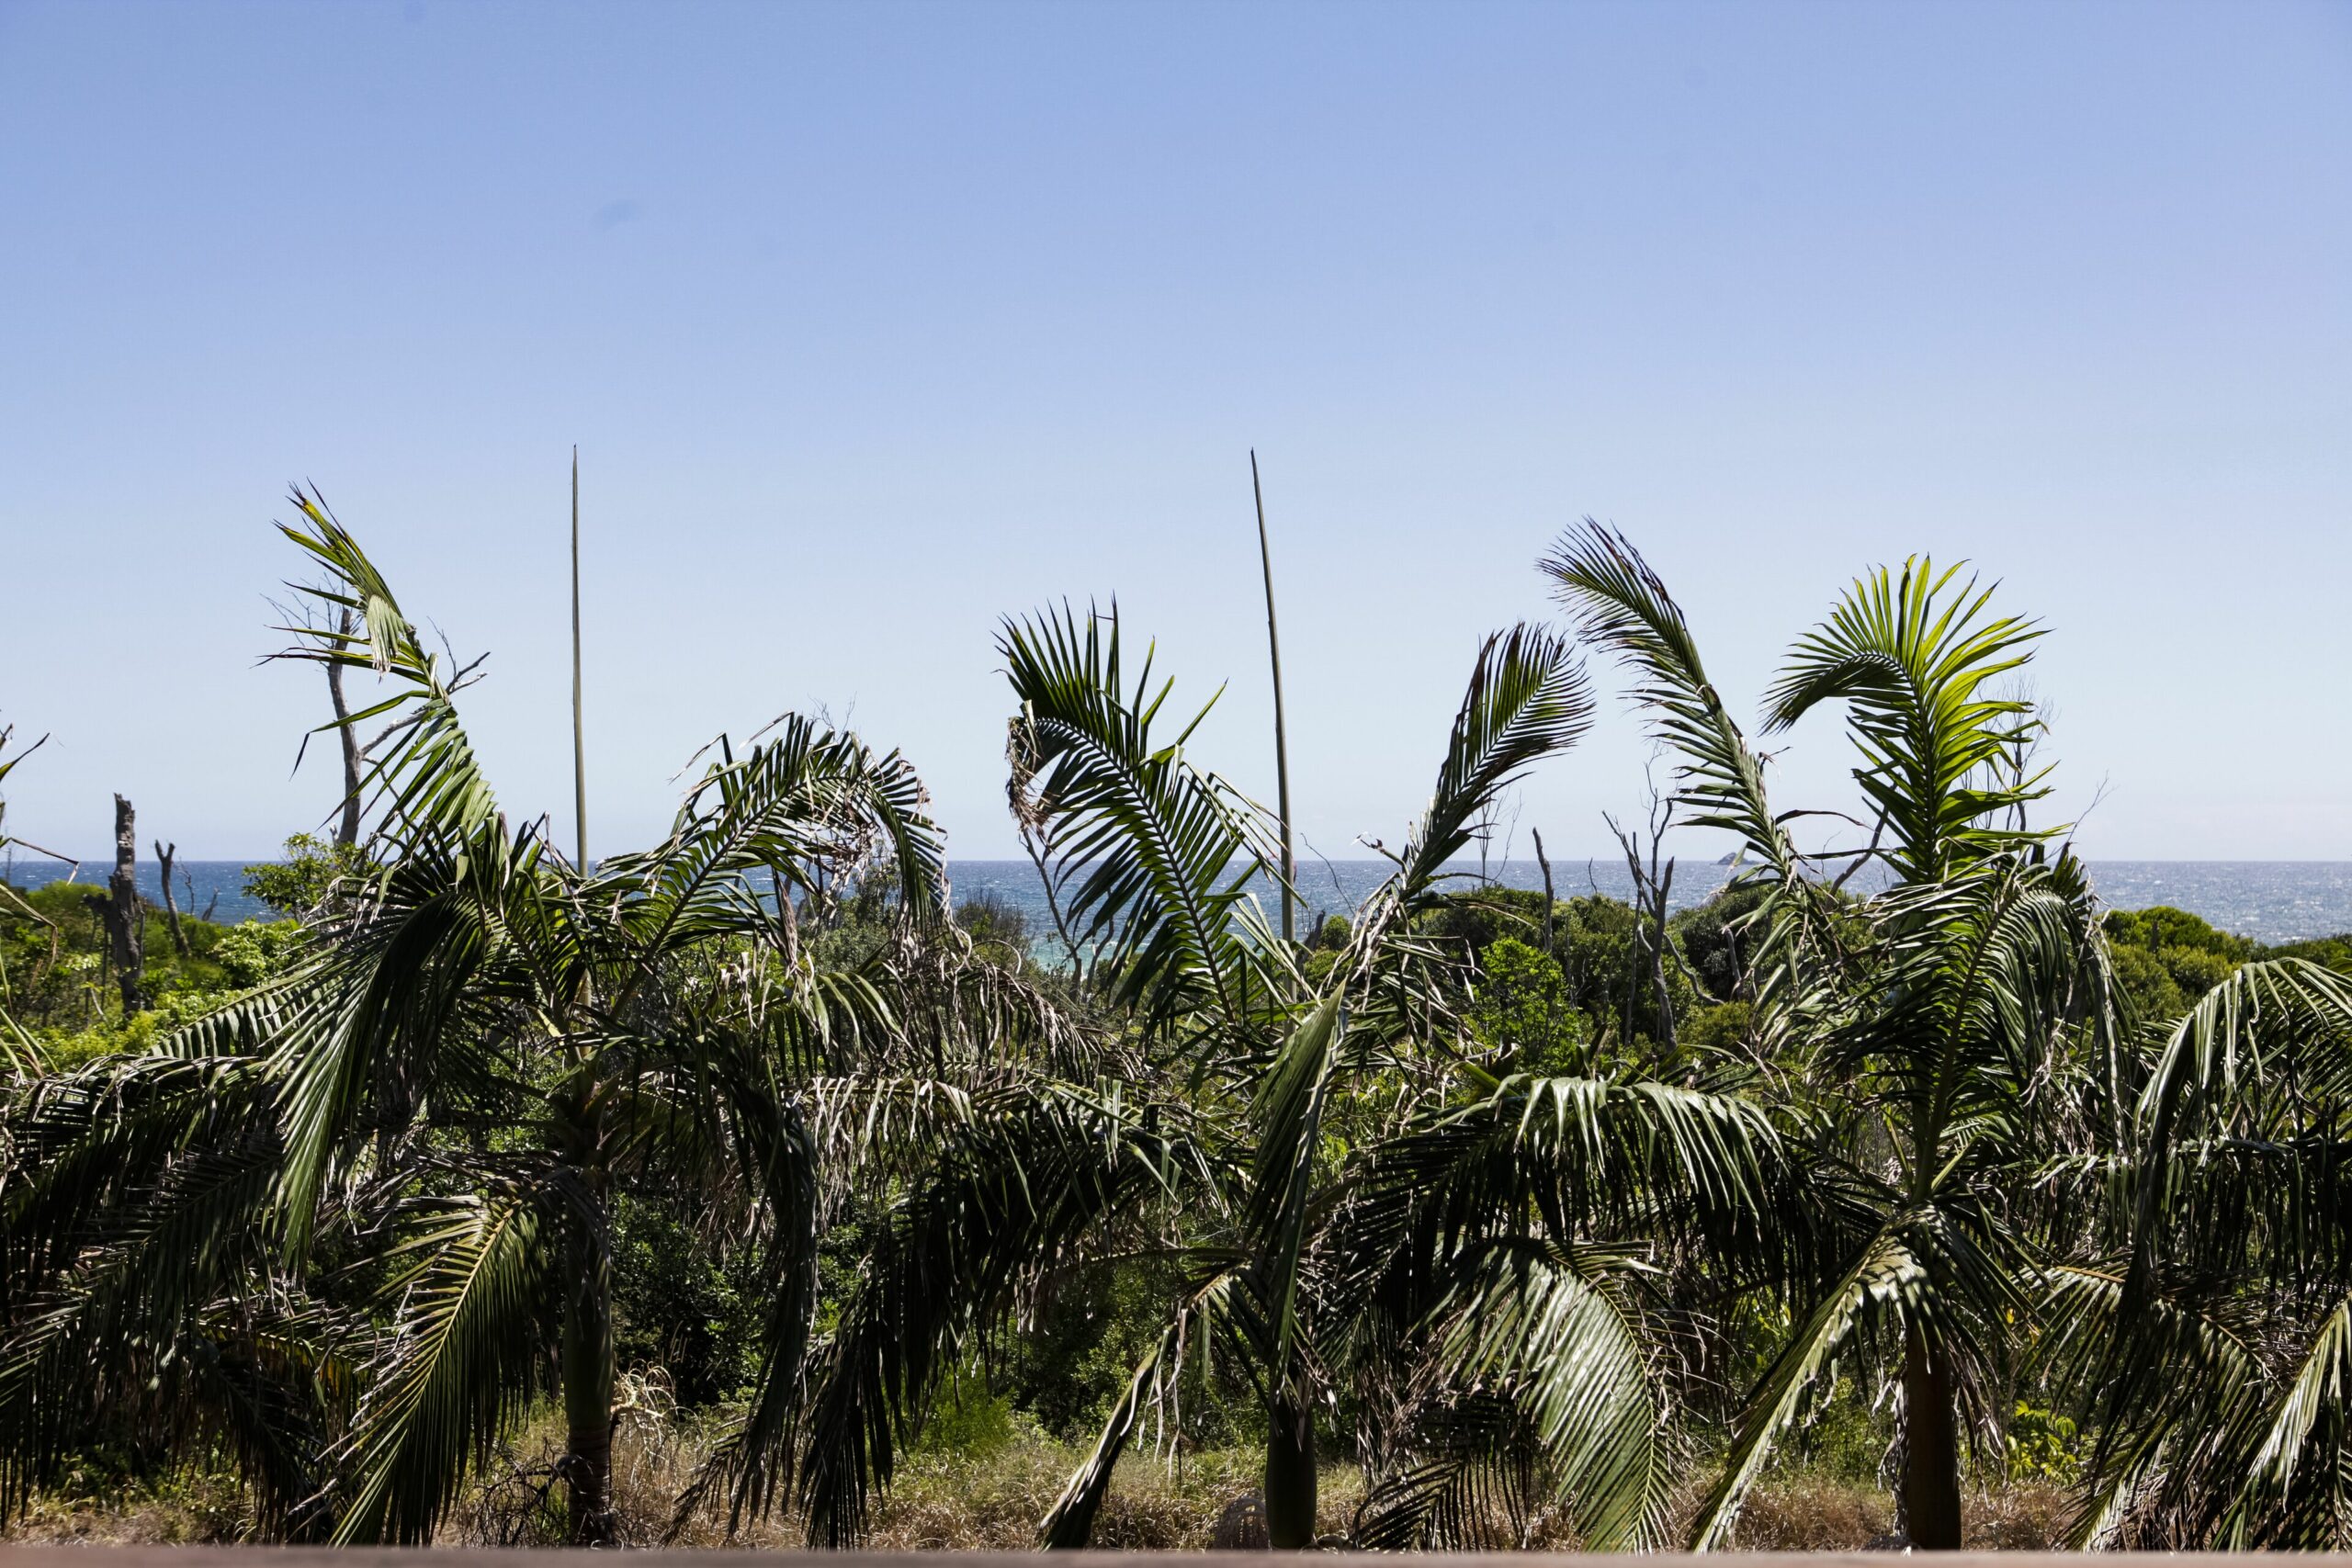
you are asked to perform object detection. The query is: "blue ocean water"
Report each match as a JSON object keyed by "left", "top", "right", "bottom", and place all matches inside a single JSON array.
[{"left": 9, "top": 855, "right": 2352, "bottom": 945}]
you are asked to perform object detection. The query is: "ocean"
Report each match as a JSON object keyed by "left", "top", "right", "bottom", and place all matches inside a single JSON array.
[{"left": 9, "top": 855, "right": 2352, "bottom": 946}]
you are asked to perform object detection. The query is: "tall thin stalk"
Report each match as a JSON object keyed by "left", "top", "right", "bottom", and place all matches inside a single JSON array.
[
  {"left": 1251, "top": 451, "right": 1295, "bottom": 943},
  {"left": 571, "top": 446, "right": 588, "bottom": 872}
]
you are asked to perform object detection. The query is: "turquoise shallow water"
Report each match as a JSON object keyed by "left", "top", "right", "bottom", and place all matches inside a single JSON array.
[{"left": 9, "top": 856, "right": 2352, "bottom": 945}]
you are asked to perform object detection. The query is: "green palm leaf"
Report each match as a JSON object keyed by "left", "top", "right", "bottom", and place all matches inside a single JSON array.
[
  {"left": 1763, "top": 556, "right": 2047, "bottom": 877},
  {"left": 1001, "top": 604, "right": 1271, "bottom": 1032},
  {"left": 332, "top": 1188, "right": 552, "bottom": 1543},
  {"left": 1426, "top": 1240, "right": 1672, "bottom": 1550},
  {"left": 1543, "top": 523, "right": 1799, "bottom": 882},
  {"left": 274, "top": 488, "right": 499, "bottom": 848},
  {"left": 1352, "top": 625, "right": 1591, "bottom": 951},
  {"left": 786, "top": 1081, "right": 1204, "bottom": 1545}
]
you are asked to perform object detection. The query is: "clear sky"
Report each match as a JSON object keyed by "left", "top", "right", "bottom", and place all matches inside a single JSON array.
[{"left": 2, "top": 0, "right": 2346, "bottom": 865}]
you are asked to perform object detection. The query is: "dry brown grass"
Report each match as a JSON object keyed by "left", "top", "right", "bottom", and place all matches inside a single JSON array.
[
  {"left": 1718, "top": 1475, "right": 1897, "bottom": 1551},
  {"left": 1719, "top": 1477, "right": 2068, "bottom": 1552},
  {"left": 457, "top": 1405, "right": 1362, "bottom": 1551},
  {"left": 0, "top": 1407, "right": 2066, "bottom": 1552},
  {"left": 2, "top": 1468, "right": 248, "bottom": 1546}
]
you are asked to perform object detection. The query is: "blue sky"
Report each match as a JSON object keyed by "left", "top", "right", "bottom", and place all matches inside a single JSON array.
[{"left": 2, "top": 0, "right": 2346, "bottom": 863}]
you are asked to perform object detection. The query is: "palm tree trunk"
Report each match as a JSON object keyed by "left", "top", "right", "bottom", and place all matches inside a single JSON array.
[
  {"left": 1263, "top": 1396, "right": 1317, "bottom": 1549},
  {"left": 1902, "top": 1322, "right": 1962, "bottom": 1549},
  {"left": 562, "top": 1217, "right": 616, "bottom": 1546}
]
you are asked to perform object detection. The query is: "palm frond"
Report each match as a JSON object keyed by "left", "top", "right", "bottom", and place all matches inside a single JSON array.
[
  {"left": 0, "top": 1055, "right": 288, "bottom": 1523},
  {"left": 668, "top": 1093, "right": 820, "bottom": 1540},
  {"left": 1689, "top": 1223, "right": 1919, "bottom": 1548},
  {"left": 786, "top": 1081, "right": 1205, "bottom": 1545},
  {"left": 596, "top": 714, "right": 949, "bottom": 990},
  {"left": 274, "top": 488, "right": 500, "bottom": 847},
  {"left": 1429, "top": 1240, "right": 1673, "bottom": 1550},
  {"left": 268, "top": 828, "right": 547, "bottom": 1255},
  {"left": 1340, "top": 1071, "right": 1806, "bottom": 1287},
  {"left": 1039, "top": 1267, "right": 1243, "bottom": 1549},
  {"left": 2132, "top": 958, "right": 2352, "bottom": 1272},
  {"left": 1762, "top": 557, "right": 2047, "bottom": 876},
  {"left": 331, "top": 1188, "right": 553, "bottom": 1543},
  {"left": 1543, "top": 523, "right": 1799, "bottom": 881},
  {"left": 1244, "top": 993, "right": 1344, "bottom": 1381},
  {"left": 1001, "top": 604, "right": 1271, "bottom": 1033},
  {"left": 1365, "top": 625, "right": 1592, "bottom": 931}
]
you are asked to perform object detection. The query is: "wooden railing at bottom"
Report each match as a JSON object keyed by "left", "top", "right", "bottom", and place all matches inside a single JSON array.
[{"left": 7, "top": 1552, "right": 2352, "bottom": 1565}]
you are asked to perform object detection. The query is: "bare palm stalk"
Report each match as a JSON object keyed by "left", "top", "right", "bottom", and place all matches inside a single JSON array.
[
  {"left": 1252, "top": 451, "right": 1295, "bottom": 942},
  {"left": 571, "top": 446, "right": 588, "bottom": 871}
]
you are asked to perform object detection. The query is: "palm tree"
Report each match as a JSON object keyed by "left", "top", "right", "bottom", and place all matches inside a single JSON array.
[
  {"left": 775, "top": 602, "right": 1794, "bottom": 1551},
  {"left": 0, "top": 492, "right": 1022, "bottom": 1543},
  {"left": 1545, "top": 523, "right": 2111, "bottom": 1550},
  {"left": 2041, "top": 956, "right": 2352, "bottom": 1547}
]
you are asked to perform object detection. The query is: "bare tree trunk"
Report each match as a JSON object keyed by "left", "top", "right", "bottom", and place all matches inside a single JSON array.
[
  {"left": 1902, "top": 1322, "right": 1963, "bottom": 1548},
  {"left": 1611, "top": 788, "right": 1680, "bottom": 1051},
  {"left": 1532, "top": 826, "right": 1556, "bottom": 953},
  {"left": 1649, "top": 852, "right": 1677, "bottom": 1051},
  {"left": 153, "top": 840, "right": 190, "bottom": 956},
  {"left": 328, "top": 607, "right": 363, "bottom": 845},
  {"left": 107, "top": 795, "right": 142, "bottom": 1013}
]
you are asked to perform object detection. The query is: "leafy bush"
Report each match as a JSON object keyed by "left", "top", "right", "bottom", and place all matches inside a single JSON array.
[
  {"left": 241, "top": 833, "right": 371, "bottom": 918},
  {"left": 1468, "top": 936, "right": 1587, "bottom": 1071},
  {"left": 956, "top": 892, "right": 1033, "bottom": 965},
  {"left": 210, "top": 920, "right": 302, "bottom": 988},
  {"left": 2004, "top": 1400, "right": 2079, "bottom": 1484},
  {"left": 2103, "top": 905, "right": 2256, "bottom": 963},
  {"left": 2109, "top": 942, "right": 2189, "bottom": 1022}
]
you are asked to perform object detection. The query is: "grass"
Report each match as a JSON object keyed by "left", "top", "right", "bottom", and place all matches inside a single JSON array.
[{"left": 3, "top": 1401, "right": 2070, "bottom": 1551}]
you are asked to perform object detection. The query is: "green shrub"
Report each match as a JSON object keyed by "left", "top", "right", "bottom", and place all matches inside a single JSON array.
[
  {"left": 211, "top": 920, "right": 302, "bottom": 988},
  {"left": 2104, "top": 905, "right": 2255, "bottom": 964},
  {"left": 2157, "top": 942, "right": 2237, "bottom": 998},
  {"left": 1468, "top": 936, "right": 1587, "bottom": 1072},
  {"left": 2004, "top": 1399, "right": 2079, "bottom": 1484},
  {"left": 242, "top": 833, "right": 371, "bottom": 918},
  {"left": 2109, "top": 942, "right": 2188, "bottom": 1023},
  {"left": 1684, "top": 999, "right": 1754, "bottom": 1053}
]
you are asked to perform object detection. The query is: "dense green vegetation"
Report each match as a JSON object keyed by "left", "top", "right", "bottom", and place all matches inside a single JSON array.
[{"left": 6, "top": 502, "right": 2352, "bottom": 1551}]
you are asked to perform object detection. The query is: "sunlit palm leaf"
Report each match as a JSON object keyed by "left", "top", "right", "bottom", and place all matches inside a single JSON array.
[
  {"left": 1690, "top": 1223, "right": 1920, "bottom": 1548},
  {"left": 1001, "top": 604, "right": 1270, "bottom": 1032},
  {"left": 1039, "top": 1268, "right": 1243, "bottom": 1548},
  {"left": 595, "top": 715, "right": 948, "bottom": 990},
  {"left": 1428, "top": 1240, "right": 1672, "bottom": 1550},
  {"left": 274, "top": 488, "right": 499, "bottom": 847},
  {"left": 1762, "top": 556, "right": 2047, "bottom": 877},
  {"left": 1543, "top": 523, "right": 1798, "bottom": 881}
]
